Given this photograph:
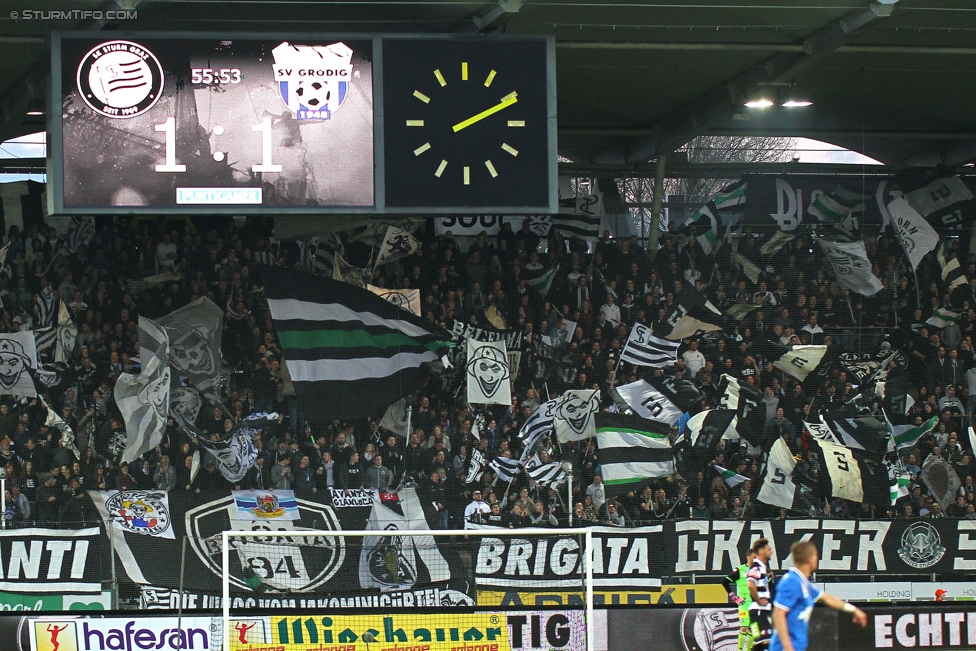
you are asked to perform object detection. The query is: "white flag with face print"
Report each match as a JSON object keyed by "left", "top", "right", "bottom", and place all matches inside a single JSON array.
[{"left": 466, "top": 339, "right": 511, "bottom": 405}]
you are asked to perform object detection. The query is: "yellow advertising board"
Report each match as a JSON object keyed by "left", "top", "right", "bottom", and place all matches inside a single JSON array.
[
  {"left": 230, "top": 611, "right": 586, "bottom": 651},
  {"left": 476, "top": 584, "right": 729, "bottom": 607}
]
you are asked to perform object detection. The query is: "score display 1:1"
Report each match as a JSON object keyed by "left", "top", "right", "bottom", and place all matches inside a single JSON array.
[{"left": 153, "top": 116, "right": 282, "bottom": 174}]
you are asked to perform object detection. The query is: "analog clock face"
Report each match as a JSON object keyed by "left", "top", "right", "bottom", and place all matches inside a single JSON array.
[{"left": 383, "top": 39, "right": 553, "bottom": 210}]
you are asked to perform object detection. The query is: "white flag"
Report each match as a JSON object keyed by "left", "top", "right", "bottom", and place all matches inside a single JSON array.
[
  {"left": 0, "top": 331, "right": 39, "bottom": 397},
  {"left": 379, "top": 398, "right": 411, "bottom": 437},
  {"left": 815, "top": 236, "right": 883, "bottom": 296},
  {"left": 613, "top": 380, "right": 683, "bottom": 425},
  {"left": 359, "top": 488, "right": 449, "bottom": 591},
  {"left": 889, "top": 197, "right": 939, "bottom": 270},
  {"left": 115, "top": 317, "right": 170, "bottom": 464},
  {"left": 375, "top": 225, "right": 420, "bottom": 267},
  {"left": 554, "top": 389, "right": 600, "bottom": 442},
  {"left": 773, "top": 345, "right": 829, "bottom": 382},
  {"left": 466, "top": 339, "right": 512, "bottom": 405},
  {"left": 818, "top": 439, "right": 864, "bottom": 502},
  {"left": 757, "top": 438, "right": 797, "bottom": 509}
]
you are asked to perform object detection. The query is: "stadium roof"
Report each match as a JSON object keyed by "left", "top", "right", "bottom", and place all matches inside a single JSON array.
[{"left": 0, "top": 0, "right": 973, "bottom": 171}]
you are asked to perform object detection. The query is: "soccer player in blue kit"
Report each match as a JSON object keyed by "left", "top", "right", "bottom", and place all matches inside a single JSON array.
[{"left": 770, "top": 541, "right": 868, "bottom": 651}]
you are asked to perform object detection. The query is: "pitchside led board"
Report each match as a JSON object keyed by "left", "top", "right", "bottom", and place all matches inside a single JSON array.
[{"left": 49, "top": 33, "right": 557, "bottom": 215}]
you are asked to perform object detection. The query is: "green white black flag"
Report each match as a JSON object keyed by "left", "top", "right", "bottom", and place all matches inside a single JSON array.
[{"left": 596, "top": 413, "right": 673, "bottom": 496}]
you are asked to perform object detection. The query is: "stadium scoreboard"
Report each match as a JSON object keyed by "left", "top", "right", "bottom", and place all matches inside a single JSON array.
[{"left": 50, "top": 33, "right": 557, "bottom": 215}]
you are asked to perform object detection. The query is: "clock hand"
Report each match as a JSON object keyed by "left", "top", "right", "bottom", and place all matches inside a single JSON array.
[{"left": 451, "top": 92, "right": 518, "bottom": 133}]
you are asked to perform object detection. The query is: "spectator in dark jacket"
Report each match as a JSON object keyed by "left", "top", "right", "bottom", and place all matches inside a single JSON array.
[
  {"left": 338, "top": 452, "right": 364, "bottom": 489},
  {"left": 36, "top": 473, "right": 61, "bottom": 525},
  {"left": 293, "top": 455, "right": 316, "bottom": 499}
]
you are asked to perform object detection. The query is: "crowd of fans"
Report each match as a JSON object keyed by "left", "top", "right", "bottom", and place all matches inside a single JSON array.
[{"left": 0, "top": 214, "right": 972, "bottom": 530}]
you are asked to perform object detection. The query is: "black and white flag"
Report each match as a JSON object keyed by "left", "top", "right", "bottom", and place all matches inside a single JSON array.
[
  {"left": 889, "top": 196, "right": 939, "bottom": 271},
  {"left": 466, "top": 448, "right": 486, "bottom": 484},
  {"left": 0, "top": 331, "right": 38, "bottom": 398},
  {"left": 157, "top": 297, "right": 223, "bottom": 393},
  {"left": 815, "top": 235, "right": 882, "bottom": 296},
  {"left": 937, "top": 240, "right": 968, "bottom": 291},
  {"left": 359, "top": 487, "right": 449, "bottom": 592},
  {"left": 551, "top": 193, "right": 603, "bottom": 242},
  {"left": 379, "top": 398, "right": 411, "bottom": 438},
  {"left": 519, "top": 397, "right": 559, "bottom": 450},
  {"left": 660, "top": 286, "right": 727, "bottom": 340},
  {"left": 375, "top": 225, "right": 421, "bottom": 267},
  {"left": 717, "top": 374, "right": 764, "bottom": 445},
  {"left": 810, "top": 438, "right": 864, "bottom": 503},
  {"left": 757, "top": 438, "right": 797, "bottom": 510},
  {"left": 489, "top": 455, "right": 521, "bottom": 483},
  {"left": 611, "top": 379, "right": 683, "bottom": 425},
  {"left": 554, "top": 389, "right": 600, "bottom": 442},
  {"left": 466, "top": 339, "right": 512, "bottom": 405},
  {"left": 685, "top": 409, "right": 737, "bottom": 448},
  {"left": 66, "top": 218, "right": 95, "bottom": 253},
  {"left": 526, "top": 461, "right": 568, "bottom": 487},
  {"left": 620, "top": 322, "right": 680, "bottom": 367},
  {"left": 33, "top": 326, "right": 56, "bottom": 357},
  {"left": 302, "top": 233, "right": 345, "bottom": 276},
  {"left": 905, "top": 174, "right": 975, "bottom": 228},
  {"left": 115, "top": 317, "right": 170, "bottom": 464},
  {"left": 804, "top": 416, "right": 843, "bottom": 446},
  {"left": 41, "top": 394, "right": 80, "bottom": 461},
  {"left": 823, "top": 405, "right": 889, "bottom": 454},
  {"left": 34, "top": 285, "right": 55, "bottom": 328},
  {"left": 767, "top": 343, "right": 829, "bottom": 382}
]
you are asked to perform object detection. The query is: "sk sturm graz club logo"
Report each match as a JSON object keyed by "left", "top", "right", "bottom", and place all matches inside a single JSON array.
[
  {"left": 106, "top": 490, "right": 172, "bottom": 537},
  {"left": 186, "top": 495, "right": 345, "bottom": 592},
  {"left": 76, "top": 40, "right": 164, "bottom": 119},
  {"left": 272, "top": 41, "right": 354, "bottom": 120},
  {"left": 680, "top": 608, "right": 740, "bottom": 651},
  {"left": 897, "top": 521, "right": 947, "bottom": 569}
]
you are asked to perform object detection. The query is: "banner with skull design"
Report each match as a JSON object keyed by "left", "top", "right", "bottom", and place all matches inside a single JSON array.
[
  {"left": 553, "top": 389, "right": 601, "bottom": 443},
  {"left": 466, "top": 338, "right": 512, "bottom": 405},
  {"left": 156, "top": 297, "right": 223, "bottom": 394},
  {"left": 0, "top": 331, "right": 39, "bottom": 397},
  {"left": 115, "top": 317, "right": 170, "bottom": 464}
]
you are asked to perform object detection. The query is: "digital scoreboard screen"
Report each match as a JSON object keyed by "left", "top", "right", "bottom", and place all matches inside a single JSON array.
[
  {"left": 56, "top": 35, "right": 375, "bottom": 211},
  {"left": 51, "top": 33, "right": 557, "bottom": 215}
]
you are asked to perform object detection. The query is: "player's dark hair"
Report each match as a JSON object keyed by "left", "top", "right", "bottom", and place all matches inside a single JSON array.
[{"left": 751, "top": 538, "right": 770, "bottom": 554}]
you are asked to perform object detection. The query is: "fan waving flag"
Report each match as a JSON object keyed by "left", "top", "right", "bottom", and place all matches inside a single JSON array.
[
  {"left": 263, "top": 267, "right": 453, "bottom": 420},
  {"left": 595, "top": 413, "right": 673, "bottom": 496},
  {"left": 620, "top": 322, "right": 680, "bottom": 367},
  {"left": 489, "top": 455, "right": 521, "bottom": 483}
]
